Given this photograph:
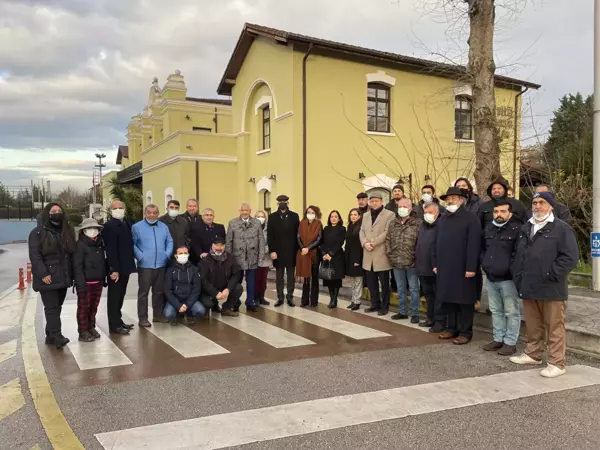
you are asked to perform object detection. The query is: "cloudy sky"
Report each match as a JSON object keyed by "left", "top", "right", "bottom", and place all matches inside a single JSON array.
[{"left": 0, "top": 0, "right": 591, "bottom": 193}]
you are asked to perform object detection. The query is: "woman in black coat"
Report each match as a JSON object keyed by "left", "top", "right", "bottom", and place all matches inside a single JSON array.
[
  {"left": 345, "top": 208, "right": 364, "bottom": 311},
  {"left": 28, "top": 203, "right": 77, "bottom": 349},
  {"left": 320, "top": 210, "right": 346, "bottom": 309}
]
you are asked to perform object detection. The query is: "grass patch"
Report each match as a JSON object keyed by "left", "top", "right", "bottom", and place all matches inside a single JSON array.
[{"left": 575, "top": 261, "right": 592, "bottom": 274}]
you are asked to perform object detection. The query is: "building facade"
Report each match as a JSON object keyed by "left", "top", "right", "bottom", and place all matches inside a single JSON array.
[{"left": 110, "top": 23, "right": 539, "bottom": 222}]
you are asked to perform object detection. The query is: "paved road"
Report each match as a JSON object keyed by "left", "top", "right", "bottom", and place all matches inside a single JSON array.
[
  {"left": 0, "top": 243, "right": 29, "bottom": 293},
  {"left": 2, "top": 279, "right": 600, "bottom": 449}
]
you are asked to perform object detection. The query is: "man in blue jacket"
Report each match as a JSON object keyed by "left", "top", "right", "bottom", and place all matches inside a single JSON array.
[
  {"left": 163, "top": 247, "right": 205, "bottom": 325},
  {"left": 132, "top": 204, "right": 174, "bottom": 327}
]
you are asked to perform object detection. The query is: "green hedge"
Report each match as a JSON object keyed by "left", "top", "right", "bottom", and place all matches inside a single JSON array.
[{"left": 67, "top": 213, "right": 83, "bottom": 226}]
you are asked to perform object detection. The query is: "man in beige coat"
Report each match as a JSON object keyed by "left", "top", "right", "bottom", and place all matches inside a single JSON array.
[{"left": 360, "top": 192, "right": 396, "bottom": 315}]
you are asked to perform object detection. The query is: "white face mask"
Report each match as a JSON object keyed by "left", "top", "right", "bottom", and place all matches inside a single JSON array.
[
  {"left": 306, "top": 213, "right": 316, "bottom": 221},
  {"left": 84, "top": 228, "right": 99, "bottom": 239},
  {"left": 446, "top": 204, "right": 459, "bottom": 214},
  {"left": 176, "top": 254, "right": 189, "bottom": 264},
  {"left": 168, "top": 209, "right": 180, "bottom": 218},
  {"left": 422, "top": 194, "right": 433, "bottom": 203},
  {"left": 397, "top": 207, "right": 410, "bottom": 218},
  {"left": 257, "top": 217, "right": 266, "bottom": 225},
  {"left": 423, "top": 213, "right": 436, "bottom": 224},
  {"left": 111, "top": 208, "right": 125, "bottom": 220}
]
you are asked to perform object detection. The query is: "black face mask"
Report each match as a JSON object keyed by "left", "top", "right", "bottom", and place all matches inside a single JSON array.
[
  {"left": 278, "top": 203, "right": 288, "bottom": 211},
  {"left": 459, "top": 188, "right": 470, "bottom": 197},
  {"left": 49, "top": 212, "right": 64, "bottom": 223}
]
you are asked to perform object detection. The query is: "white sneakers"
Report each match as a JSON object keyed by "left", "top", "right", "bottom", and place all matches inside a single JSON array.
[
  {"left": 509, "top": 354, "right": 566, "bottom": 378},
  {"left": 509, "top": 353, "right": 543, "bottom": 365},
  {"left": 540, "top": 364, "right": 567, "bottom": 378}
]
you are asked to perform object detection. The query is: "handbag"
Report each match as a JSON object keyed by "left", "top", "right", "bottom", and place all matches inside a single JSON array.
[{"left": 319, "top": 260, "right": 336, "bottom": 281}]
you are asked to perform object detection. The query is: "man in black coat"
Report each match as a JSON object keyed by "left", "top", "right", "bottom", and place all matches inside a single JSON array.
[
  {"left": 413, "top": 185, "right": 446, "bottom": 219},
  {"left": 478, "top": 178, "right": 529, "bottom": 228},
  {"left": 535, "top": 184, "right": 573, "bottom": 225},
  {"left": 433, "top": 187, "right": 481, "bottom": 345},
  {"left": 510, "top": 192, "right": 578, "bottom": 378},
  {"left": 190, "top": 208, "right": 226, "bottom": 261},
  {"left": 182, "top": 199, "right": 201, "bottom": 263},
  {"left": 415, "top": 202, "right": 442, "bottom": 331},
  {"left": 102, "top": 200, "right": 136, "bottom": 335},
  {"left": 198, "top": 238, "right": 242, "bottom": 317},
  {"left": 267, "top": 194, "right": 300, "bottom": 307},
  {"left": 159, "top": 199, "right": 189, "bottom": 252},
  {"left": 481, "top": 200, "right": 523, "bottom": 356}
]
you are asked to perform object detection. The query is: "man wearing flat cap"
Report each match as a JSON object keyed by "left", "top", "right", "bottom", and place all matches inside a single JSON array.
[
  {"left": 509, "top": 191, "right": 578, "bottom": 378},
  {"left": 356, "top": 192, "right": 370, "bottom": 215},
  {"left": 434, "top": 186, "right": 481, "bottom": 345},
  {"left": 267, "top": 195, "right": 300, "bottom": 307},
  {"left": 360, "top": 192, "right": 396, "bottom": 315}
]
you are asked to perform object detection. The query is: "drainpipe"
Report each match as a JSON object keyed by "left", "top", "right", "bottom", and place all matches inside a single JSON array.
[
  {"left": 302, "top": 43, "right": 314, "bottom": 212},
  {"left": 512, "top": 86, "right": 529, "bottom": 194},
  {"left": 213, "top": 107, "right": 219, "bottom": 133}
]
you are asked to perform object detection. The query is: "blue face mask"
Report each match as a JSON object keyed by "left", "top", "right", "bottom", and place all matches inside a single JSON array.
[{"left": 146, "top": 218, "right": 158, "bottom": 225}]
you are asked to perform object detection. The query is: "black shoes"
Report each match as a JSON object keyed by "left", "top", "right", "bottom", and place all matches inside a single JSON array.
[
  {"left": 419, "top": 321, "right": 434, "bottom": 328},
  {"left": 350, "top": 304, "right": 360, "bottom": 311},
  {"left": 247, "top": 304, "right": 259, "bottom": 312},
  {"left": 365, "top": 306, "right": 379, "bottom": 313},
  {"left": 346, "top": 303, "right": 354, "bottom": 309},
  {"left": 54, "top": 335, "right": 70, "bottom": 349},
  {"left": 121, "top": 322, "right": 134, "bottom": 330},
  {"left": 498, "top": 344, "right": 517, "bottom": 356},
  {"left": 212, "top": 304, "right": 222, "bottom": 314},
  {"left": 274, "top": 299, "right": 284, "bottom": 307},
  {"left": 287, "top": 300, "right": 296, "bottom": 307},
  {"left": 221, "top": 309, "right": 239, "bottom": 317},
  {"left": 79, "top": 331, "right": 95, "bottom": 342},
  {"left": 110, "top": 326, "right": 131, "bottom": 334},
  {"left": 138, "top": 320, "right": 152, "bottom": 328},
  {"left": 259, "top": 298, "right": 270, "bottom": 306},
  {"left": 410, "top": 316, "right": 420, "bottom": 324},
  {"left": 391, "top": 313, "right": 408, "bottom": 320},
  {"left": 378, "top": 310, "right": 389, "bottom": 316},
  {"left": 89, "top": 328, "right": 101, "bottom": 339},
  {"left": 187, "top": 317, "right": 197, "bottom": 325}
]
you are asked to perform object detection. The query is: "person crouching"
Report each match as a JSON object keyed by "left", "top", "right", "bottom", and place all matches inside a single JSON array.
[
  {"left": 73, "top": 218, "right": 108, "bottom": 342},
  {"left": 163, "top": 247, "right": 205, "bottom": 325}
]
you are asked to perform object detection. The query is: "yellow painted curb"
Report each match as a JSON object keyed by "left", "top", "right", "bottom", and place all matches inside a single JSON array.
[
  {"left": 0, "top": 339, "right": 17, "bottom": 365},
  {"left": 0, "top": 378, "right": 25, "bottom": 421},
  {"left": 22, "top": 291, "right": 84, "bottom": 450}
]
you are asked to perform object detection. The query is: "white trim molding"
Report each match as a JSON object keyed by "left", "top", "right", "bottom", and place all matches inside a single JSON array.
[
  {"left": 367, "top": 131, "right": 396, "bottom": 137},
  {"left": 454, "top": 139, "right": 475, "bottom": 144},
  {"left": 454, "top": 84, "right": 473, "bottom": 97},
  {"left": 241, "top": 78, "right": 278, "bottom": 132},
  {"left": 274, "top": 111, "right": 293, "bottom": 122},
  {"left": 256, "top": 176, "right": 273, "bottom": 193},
  {"left": 164, "top": 187, "right": 174, "bottom": 210},
  {"left": 142, "top": 154, "right": 238, "bottom": 174},
  {"left": 145, "top": 191, "right": 153, "bottom": 206},
  {"left": 361, "top": 174, "right": 397, "bottom": 191},
  {"left": 254, "top": 96, "right": 273, "bottom": 114},
  {"left": 366, "top": 70, "right": 396, "bottom": 87},
  {"left": 256, "top": 149, "right": 271, "bottom": 155}
]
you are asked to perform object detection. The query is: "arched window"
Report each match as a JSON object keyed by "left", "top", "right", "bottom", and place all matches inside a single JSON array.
[
  {"left": 164, "top": 187, "right": 174, "bottom": 210},
  {"left": 455, "top": 96, "right": 473, "bottom": 140},
  {"left": 263, "top": 190, "right": 271, "bottom": 215},
  {"left": 146, "top": 191, "right": 153, "bottom": 205},
  {"left": 367, "top": 83, "right": 390, "bottom": 133}
]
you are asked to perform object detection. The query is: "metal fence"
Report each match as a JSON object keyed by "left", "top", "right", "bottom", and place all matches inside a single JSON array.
[{"left": 0, "top": 206, "right": 42, "bottom": 221}]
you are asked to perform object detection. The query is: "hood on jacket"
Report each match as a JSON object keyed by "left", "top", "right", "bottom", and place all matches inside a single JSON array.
[{"left": 486, "top": 178, "right": 509, "bottom": 199}]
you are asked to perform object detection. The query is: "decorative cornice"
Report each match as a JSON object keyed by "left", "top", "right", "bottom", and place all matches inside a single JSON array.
[
  {"left": 274, "top": 111, "right": 293, "bottom": 121},
  {"left": 142, "top": 154, "right": 238, "bottom": 174}
]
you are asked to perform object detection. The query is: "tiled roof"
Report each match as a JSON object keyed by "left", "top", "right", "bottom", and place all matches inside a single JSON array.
[
  {"left": 218, "top": 23, "right": 540, "bottom": 95},
  {"left": 186, "top": 97, "right": 232, "bottom": 106}
]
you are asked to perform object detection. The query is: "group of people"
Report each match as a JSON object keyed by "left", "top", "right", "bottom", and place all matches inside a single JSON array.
[{"left": 28, "top": 178, "right": 578, "bottom": 378}]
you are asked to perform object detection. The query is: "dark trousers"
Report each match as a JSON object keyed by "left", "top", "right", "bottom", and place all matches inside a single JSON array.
[
  {"left": 275, "top": 265, "right": 295, "bottom": 301},
  {"left": 445, "top": 303, "right": 474, "bottom": 339},
  {"left": 239, "top": 269, "right": 257, "bottom": 306},
  {"left": 77, "top": 283, "right": 103, "bottom": 333},
  {"left": 301, "top": 262, "right": 320, "bottom": 306},
  {"left": 107, "top": 273, "right": 130, "bottom": 330},
  {"left": 201, "top": 284, "right": 243, "bottom": 312},
  {"left": 255, "top": 267, "right": 269, "bottom": 297},
  {"left": 366, "top": 270, "right": 390, "bottom": 311},
  {"left": 420, "top": 275, "right": 440, "bottom": 323},
  {"left": 475, "top": 269, "right": 483, "bottom": 302},
  {"left": 41, "top": 288, "right": 68, "bottom": 338},
  {"left": 137, "top": 268, "right": 165, "bottom": 320}
]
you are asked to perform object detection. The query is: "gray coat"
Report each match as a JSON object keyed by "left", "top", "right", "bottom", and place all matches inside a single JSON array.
[
  {"left": 226, "top": 217, "right": 265, "bottom": 270},
  {"left": 259, "top": 225, "right": 272, "bottom": 268}
]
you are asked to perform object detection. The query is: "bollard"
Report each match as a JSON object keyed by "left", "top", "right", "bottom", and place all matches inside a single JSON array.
[
  {"left": 18, "top": 268, "right": 25, "bottom": 290},
  {"left": 26, "top": 262, "right": 32, "bottom": 283}
]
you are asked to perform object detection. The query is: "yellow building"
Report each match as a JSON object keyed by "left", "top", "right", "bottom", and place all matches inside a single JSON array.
[{"left": 114, "top": 23, "right": 539, "bottom": 222}]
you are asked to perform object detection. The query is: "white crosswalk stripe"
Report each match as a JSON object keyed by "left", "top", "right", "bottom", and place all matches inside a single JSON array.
[
  {"left": 212, "top": 313, "right": 315, "bottom": 348},
  {"left": 95, "top": 365, "right": 600, "bottom": 450},
  {"left": 121, "top": 301, "right": 230, "bottom": 358},
  {"left": 262, "top": 297, "right": 391, "bottom": 339},
  {"left": 61, "top": 304, "right": 133, "bottom": 370}
]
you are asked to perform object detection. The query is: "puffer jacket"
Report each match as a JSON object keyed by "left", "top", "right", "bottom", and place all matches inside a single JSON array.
[
  {"left": 385, "top": 216, "right": 422, "bottom": 268},
  {"left": 480, "top": 217, "right": 522, "bottom": 282},
  {"left": 73, "top": 235, "right": 108, "bottom": 295},
  {"left": 226, "top": 217, "right": 264, "bottom": 270},
  {"left": 132, "top": 220, "right": 174, "bottom": 269},
  {"left": 164, "top": 262, "right": 201, "bottom": 310},
  {"left": 28, "top": 224, "right": 74, "bottom": 292}
]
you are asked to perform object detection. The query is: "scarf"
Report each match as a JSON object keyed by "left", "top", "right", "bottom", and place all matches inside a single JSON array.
[{"left": 296, "top": 218, "right": 321, "bottom": 279}]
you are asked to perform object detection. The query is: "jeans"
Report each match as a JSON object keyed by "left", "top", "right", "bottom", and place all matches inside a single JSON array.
[
  {"left": 239, "top": 269, "right": 257, "bottom": 306},
  {"left": 163, "top": 301, "right": 207, "bottom": 319},
  {"left": 486, "top": 279, "right": 521, "bottom": 346},
  {"left": 393, "top": 267, "right": 420, "bottom": 317}
]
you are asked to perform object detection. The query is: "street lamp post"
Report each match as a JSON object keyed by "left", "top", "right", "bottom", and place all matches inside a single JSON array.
[{"left": 95, "top": 153, "right": 106, "bottom": 206}]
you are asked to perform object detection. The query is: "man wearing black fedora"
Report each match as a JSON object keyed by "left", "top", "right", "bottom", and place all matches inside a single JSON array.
[{"left": 434, "top": 186, "right": 482, "bottom": 345}]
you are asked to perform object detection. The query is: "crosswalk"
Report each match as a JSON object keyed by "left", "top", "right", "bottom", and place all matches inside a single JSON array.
[{"left": 48, "top": 293, "right": 437, "bottom": 377}]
